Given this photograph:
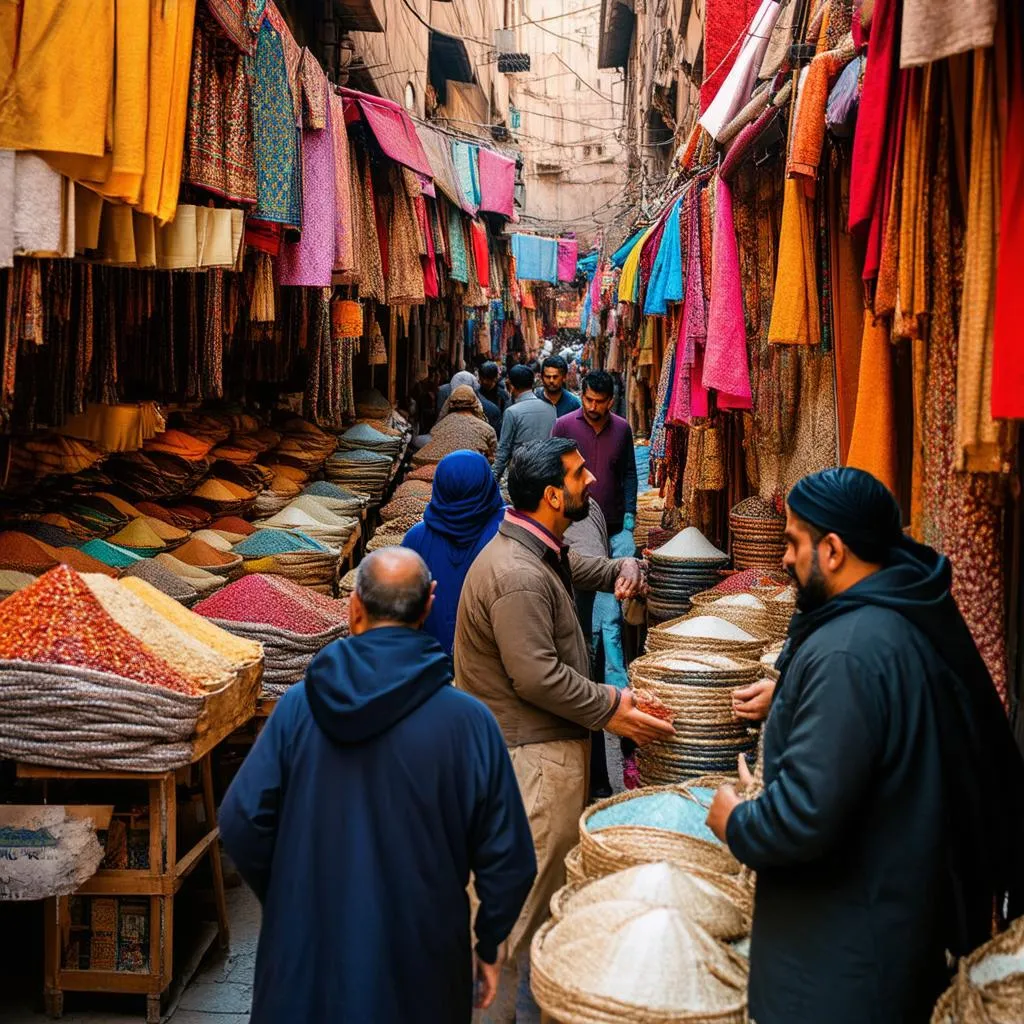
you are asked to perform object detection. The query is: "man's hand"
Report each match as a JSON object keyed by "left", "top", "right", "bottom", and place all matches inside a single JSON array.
[
  {"left": 606, "top": 687, "right": 676, "bottom": 744},
  {"left": 706, "top": 782, "right": 743, "bottom": 843},
  {"left": 474, "top": 946, "right": 506, "bottom": 1010},
  {"left": 613, "top": 558, "right": 647, "bottom": 600},
  {"left": 732, "top": 677, "right": 776, "bottom": 722}
]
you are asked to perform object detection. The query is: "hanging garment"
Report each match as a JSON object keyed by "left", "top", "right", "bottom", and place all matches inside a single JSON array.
[
  {"left": 350, "top": 148, "right": 385, "bottom": 301},
  {"left": 0, "top": 0, "right": 114, "bottom": 157},
  {"left": 183, "top": 10, "right": 258, "bottom": 204},
  {"left": 703, "top": 176, "right": 752, "bottom": 408},
  {"left": 387, "top": 168, "right": 426, "bottom": 306},
  {"left": 767, "top": 176, "right": 820, "bottom": 345},
  {"left": 477, "top": 148, "right": 516, "bottom": 217},
  {"left": 206, "top": 0, "right": 265, "bottom": 54},
  {"left": 10, "top": 154, "right": 74, "bottom": 258},
  {"left": 643, "top": 198, "right": 683, "bottom": 316},
  {"left": 250, "top": 19, "right": 301, "bottom": 227},
  {"left": 557, "top": 238, "right": 578, "bottom": 282},
  {"left": 845, "top": 311, "right": 897, "bottom": 493},
  {"left": 451, "top": 141, "right": 481, "bottom": 214},
  {"left": 956, "top": 48, "right": 1003, "bottom": 473},
  {"left": 279, "top": 83, "right": 336, "bottom": 288},
  {"left": 447, "top": 203, "right": 469, "bottom": 285},
  {"left": 900, "top": 0, "right": 996, "bottom": 68},
  {"left": 330, "top": 92, "right": 354, "bottom": 273},
  {"left": 470, "top": 220, "right": 490, "bottom": 294},
  {"left": 700, "top": 0, "right": 782, "bottom": 140},
  {"left": 510, "top": 234, "right": 557, "bottom": 284},
  {"left": 701, "top": 0, "right": 765, "bottom": 113},
  {"left": 616, "top": 223, "right": 657, "bottom": 302}
]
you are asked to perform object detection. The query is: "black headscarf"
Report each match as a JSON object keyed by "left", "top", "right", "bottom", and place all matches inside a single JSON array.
[{"left": 781, "top": 467, "right": 1024, "bottom": 950}]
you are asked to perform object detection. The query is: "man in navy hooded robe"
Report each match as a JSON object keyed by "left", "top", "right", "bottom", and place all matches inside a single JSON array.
[{"left": 220, "top": 547, "right": 536, "bottom": 1023}]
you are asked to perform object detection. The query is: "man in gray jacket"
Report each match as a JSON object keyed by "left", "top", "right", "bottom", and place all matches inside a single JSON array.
[
  {"left": 492, "top": 364, "right": 556, "bottom": 481},
  {"left": 455, "top": 438, "right": 674, "bottom": 1022}
]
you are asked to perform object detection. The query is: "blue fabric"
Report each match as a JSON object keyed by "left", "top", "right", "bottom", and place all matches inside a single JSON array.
[
  {"left": 451, "top": 141, "right": 481, "bottom": 212},
  {"left": 593, "top": 527, "right": 636, "bottom": 690},
  {"left": 220, "top": 627, "right": 536, "bottom": 1024},
  {"left": 611, "top": 227, "right": 645, "bottom": 269},
  {"left": 402, "top": 451, "right": 505, "bottom": 654},
  {"left": 511, "top": 234, "right": 558, "bottom": 283},
  {"left": 643, "top": 198, "right": 683, "bottom": 315},
  {"left": 577, "top": 251, "right": 600, "bottom": 278}
]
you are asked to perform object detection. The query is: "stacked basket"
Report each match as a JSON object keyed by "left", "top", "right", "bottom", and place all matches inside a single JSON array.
[
  {"left": 633, "top": 492, "right": 668, "bottom": 551},
  {"left": 645, "top": 614, "right": 766, "bottom": 658},
  {"left": 325, "top": 449, "right": 394, "bottom": 504},
  {"left": 647, "top": 528, "right": 729, "bottom": 622},
  {"left": 630, "top": 652, "right": 762, "bottom": 782},
  {"left": 728, "top": 496, "right": 786, "bottom": 570}
]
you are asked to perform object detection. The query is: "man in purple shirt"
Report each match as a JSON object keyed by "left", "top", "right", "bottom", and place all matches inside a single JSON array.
[{"left": 551, "top": 370, "right": 637, "bottom": 536}]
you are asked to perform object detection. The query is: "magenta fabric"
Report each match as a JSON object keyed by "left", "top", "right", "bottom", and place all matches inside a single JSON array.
[
  {"left": 478, "top": 148, "right": 516, "bottom": 217},
  {"left": 702, "top": 177, "right": 752, "bottom": 408},
  {"left": 557, "top": 239, "right": 578, "bottom": 281},
  {"left": 279, "top": 90, "right": 336, "bottom": 287},
  {"left": 340, "top": 88, "right": 433, "bottom": 179},
  {"left": 668, "top": 191, "right": 707, "bottom": 424}
]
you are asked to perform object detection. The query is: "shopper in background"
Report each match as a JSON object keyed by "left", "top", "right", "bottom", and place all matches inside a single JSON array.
[
  {"left": 536, "top": 354, "right": 582, "bottom": 419},
  {"left": 478, "top": 360, "right": 510, "bottom": 430},
  {"left": 492, "top": 363, "right": 557, "bottom": 481},
  {"left": 552, "top": 369, "right": 637, "bottom": 537},
  {"left": 436, "top": 369, "right": 477, "bottom": 411},
  {"left": 707, "top": 468, "right": 1024, "bottom": 1024},
  {"left": 402, "top": 451, "right": 505, "bottom": 656},
  {"left": 221, "top": 548, "right": 535, "bottom": 1024},
  {"left": 437, "top": 370, "right": 501, "bottom": 433},
  {"left": 455, "top": 439, "right": 674, "bottom": 1023}
]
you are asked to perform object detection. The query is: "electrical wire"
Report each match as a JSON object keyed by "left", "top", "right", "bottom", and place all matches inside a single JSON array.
[
  {"left": 550, "top": 52, "right": 623, "bottom": 104},
  {"left": 399, "top": 0, "right": 491, "bottom": 46}
]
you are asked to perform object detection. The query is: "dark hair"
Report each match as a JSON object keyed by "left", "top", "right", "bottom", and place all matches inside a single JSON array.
[
  {"left": 582, "top": 370, "right": 614, "bottom": 398},
  {"left": 479, "top": 361, "right": 499, "bottom": 382},
  {"left": 355, "top": 549, "right": 432, "bottom": 624},
  {"left": 507, "top": 438, "right": 579, "bottom": 512},
  {"left": 542, "top": 355, "right": 568, "bottom": 374},
  {"left": 508, "top": 364, "right": 535, "bottom": 391}
]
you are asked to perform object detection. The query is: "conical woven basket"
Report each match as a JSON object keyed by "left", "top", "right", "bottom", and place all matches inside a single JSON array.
[{"left": 645, "top": 615, "right": 766, "bottom": 658}]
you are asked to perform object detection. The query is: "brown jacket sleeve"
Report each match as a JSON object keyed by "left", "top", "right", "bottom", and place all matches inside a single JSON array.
[
  {"left": 488, "top": 586, "right": 615, "bottom": 731},
  {"left": 568, "top": 549, "right": 624, "bottom": 593}
]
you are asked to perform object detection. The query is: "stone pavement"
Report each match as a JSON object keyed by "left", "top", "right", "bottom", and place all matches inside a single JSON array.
[{"left": 3, "top": 884, "right": 259, "bottom": 1024}]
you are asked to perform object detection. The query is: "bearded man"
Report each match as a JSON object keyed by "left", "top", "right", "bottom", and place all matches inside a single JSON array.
[
  {"left": 707, "top": 467, "right": 1024, "bottom": 1024},
  {"left": 455, "top": 438, "right": 674, "bottom": 1022}
]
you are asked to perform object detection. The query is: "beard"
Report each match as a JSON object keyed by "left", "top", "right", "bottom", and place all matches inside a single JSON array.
[
  {"left": 563, "top": 489, "right": 591, "bottom": 522},
  {"left": 789, "top": 551, "right": 830, "bottom": 613}
]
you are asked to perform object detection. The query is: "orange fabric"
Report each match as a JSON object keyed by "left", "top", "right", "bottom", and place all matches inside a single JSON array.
[
  {"left": 788, "top": 48, "right": 855, "bottom": 190},
  {"left": 846, "top": 311, "right": 898, "bottom": 493},
  {"left": 768, "top": 177, "right": 821, "bottom": 345}
]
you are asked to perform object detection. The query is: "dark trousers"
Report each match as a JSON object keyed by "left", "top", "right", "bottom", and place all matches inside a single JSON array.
[{"left": 574, "top": 589, "right": 611, "bottom": 797}]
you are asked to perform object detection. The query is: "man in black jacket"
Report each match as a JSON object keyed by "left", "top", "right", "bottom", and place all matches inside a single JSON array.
[{"left": 708, "top": 467, "right": 1024, "bottom": 1024}]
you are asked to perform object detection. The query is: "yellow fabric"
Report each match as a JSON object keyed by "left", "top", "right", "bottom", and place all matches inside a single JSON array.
[
  {"left": 0, "top": 0, "right": 114, "bottom": 156},
  {"left": 57, "top": 402, "right": 165, "bottom": 452},
  {"left": 896, "top": 68, "right": 930, "bottom": 339},
  {"left": 0, "top": 0, "right": 19, "bottom": 82},
  {"left": 617, "top": 222, "right": 656, "bottom": 303},
  {"left": 768, "top": 177, "right": 821, "bottom": 345},
  {"left": 956, "top": 47, "right": 1003, "bottom": 473},
  {"left": 74, "top": 184, "right": 103, "bottom": 251},
  {"left": 140, "top": 0, "right": 196, "bottom": 224},
  {"left": 97, "top": 201, "right": 136, "bottom": 265},
  {"left": 846, "top": 311, "right": 898, "bottom": 495}
]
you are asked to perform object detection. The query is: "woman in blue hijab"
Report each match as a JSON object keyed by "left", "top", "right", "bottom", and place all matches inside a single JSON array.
[{"left": 402, "top": 450, "right": 505, "bottom": 655}]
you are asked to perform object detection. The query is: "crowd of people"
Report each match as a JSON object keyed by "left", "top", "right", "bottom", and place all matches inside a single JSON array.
[{"left": 219, "top": 357, "right": 1024, "bottom": 1024}]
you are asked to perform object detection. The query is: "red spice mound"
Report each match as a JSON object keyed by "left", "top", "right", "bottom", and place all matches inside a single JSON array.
[
  {"left": 0, "top": 566, "right": 199, "bottom": 694},
  {"left": 632, "top": 687, "right": 674, "bottom": 723},
  {"left": 173, "top": 538, "right": 236, "bottom": 567},
  {"left": 0, "top": 532, "right": 59, "bottom": 573},
  {"left": 209, "top": 516, "right": 256, "bottom": 537},
  {"left": 264, "top": 576, "right": 349, "bottom": 623},
  {"left": 701, "top": 568, "right": 790, "bottom": 596},
  {"left": 195, "top": 574, "right": 343, "bottom": 634}
]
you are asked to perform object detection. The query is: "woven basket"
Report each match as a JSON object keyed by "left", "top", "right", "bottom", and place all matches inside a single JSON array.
[
  {"left": 931, "top": 915, "right": 1024, "bottom": 1023},
  {"left": 564, "top": 843, "right": 587, "bottom": 885},
  {"left": 579, "top": 786, "right": 740, "bottom": 878},
  {"left": 645, "top": 616, "right": 766, "bottom": 658}
]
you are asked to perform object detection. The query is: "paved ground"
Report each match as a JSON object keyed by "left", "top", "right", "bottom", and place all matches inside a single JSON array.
[{"left": 3, "top": 884, "right": 260, "bottom": 1024}]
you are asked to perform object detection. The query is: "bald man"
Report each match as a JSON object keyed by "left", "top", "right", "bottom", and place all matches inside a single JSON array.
[{"left": 220, "top": 548, "right": 536, "bottom": 1024}]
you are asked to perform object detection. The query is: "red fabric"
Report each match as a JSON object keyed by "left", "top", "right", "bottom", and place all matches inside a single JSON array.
[
  {"left": 849, "top": 0, "right": 901, "bottom": 252},
  {"left": 701, "top": 0, "right": 763, "bottom": 113},
  {"left": 471, "top": 221, "right": 490, "bottom": 290},
  {"left": 419, "top": 197, "right": 439, "bottom": 300},
  {"left": 992, "top": 22, "right": 1024, "bottom": 418},
  {"left": 245, "top": 219, "right": 282, "bottom": 255},
  {"left": 339, "top": 88, "right": 433, "bottom": 180}
]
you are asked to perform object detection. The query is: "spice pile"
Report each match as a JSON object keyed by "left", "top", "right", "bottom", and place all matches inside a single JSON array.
[
  {"left": 647, "top": 528, "right": 730, "bottom": 622},
  {"left": 195, "top": 574, "right": 348, "bottom": 694},
  {"left": 233, "top": 529, "right": 341, "bottom": 593}
]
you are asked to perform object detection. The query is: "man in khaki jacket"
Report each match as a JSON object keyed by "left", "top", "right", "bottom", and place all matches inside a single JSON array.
[{"left": 455, "top": 438, "right": 674, "bottom": 1022}]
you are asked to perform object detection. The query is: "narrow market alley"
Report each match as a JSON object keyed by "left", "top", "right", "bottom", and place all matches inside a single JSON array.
[{"left": 2, "top": 0, "right": 1024, "bottom": 1022}]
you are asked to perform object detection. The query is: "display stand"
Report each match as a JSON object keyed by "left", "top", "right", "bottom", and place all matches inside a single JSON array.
[{"left": 18, "top": 755, "right": 228, "bottom": 1023}]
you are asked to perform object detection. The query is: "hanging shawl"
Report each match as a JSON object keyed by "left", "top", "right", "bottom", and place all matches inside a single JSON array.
[{"left": 643, "top": 197, "right": 683, "bottom": 316}]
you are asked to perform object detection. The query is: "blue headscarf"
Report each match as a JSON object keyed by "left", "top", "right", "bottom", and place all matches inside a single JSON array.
[{"left": 402, "top": 451, "right": 505, "bottom": 655}]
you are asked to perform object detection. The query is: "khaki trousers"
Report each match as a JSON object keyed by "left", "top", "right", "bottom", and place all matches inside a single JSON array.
[{"left": 477, "top": 737, "right": 589, "bottom": 1024}]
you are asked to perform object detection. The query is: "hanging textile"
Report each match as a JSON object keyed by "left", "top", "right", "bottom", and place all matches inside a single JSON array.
[
  {"left": 330, "top": 92, "right": 355, "bottom": 274},
  {"left": 447, "top": 204, "right": 469, "bottom": 285},
  {"left": 470, "top": 221, "right": 490, "bottom": 293},
  {"left": 249, "top": 19, "right": 301, "bottom": 227},
  {"left": 350, "top": 148, "right": 385, "bottom": 301},
  {"left": 703, "top": 176, "right": 751, "bottom": 408},
  {"left": 845, "top": 311, "right": 897, "bottom": 493},
  {"left": 700, "top": 0, "right": 782, "bottom": 140},
  {"left": 183, "top": 10, "right": 258, "bottom": 204},
  {"left": 643, "top": 198, "right": 683, "bottom": 316},
  {"left": 767, "top": 176, "right": 821, "bottom": 345},
  {"left": 387, "top": 168, "right": 426, "bottom": 306},
  {"left": 451, "top": 141, "right": 482, "bottom": 214},
  {"left": 477, "top": 148, "right": 516, "bottom": 217},
  {"left": 557, "top": 239, "right": 578, "bottom": 282},
  {"left": 900, "top": 0, "right": 997, "bottom": 68},
  {"left": 343, "top": 88, "right": 433, "bottom": 179},
  {"left": 956, "top": 48, "right": 1004, "bottom": 473},
  {"left": 617, "top": 223, "right": 656, "bottom": 302},
  {"left": 206, "top": 0, "right": 265, "bottom": 54},
  {"left": 279, "top": 73, "right": 336, "bottom": 288},
  {"left": 0, "top": 0, "right": 114, "bottom": 157},
  {"left": 701, "top": 0, "right": 764, "bottom": 113},
  {"left": 510, "top": 234, "right": 557, "bottom": 284}
]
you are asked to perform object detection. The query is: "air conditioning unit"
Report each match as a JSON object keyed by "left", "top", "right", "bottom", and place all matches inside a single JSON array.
[{"left": 498, "top": 53, "right": 531, "bottom": 73}]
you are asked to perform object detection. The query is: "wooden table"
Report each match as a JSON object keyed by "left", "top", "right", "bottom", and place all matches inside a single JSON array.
[{"left": 18, "top": 756, "right": 229, "bottom": 1023}]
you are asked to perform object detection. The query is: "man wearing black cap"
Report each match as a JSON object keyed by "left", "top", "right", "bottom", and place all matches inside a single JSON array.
[{"left": 707, "top": 467, "right": 1024, "bottom": 1024}]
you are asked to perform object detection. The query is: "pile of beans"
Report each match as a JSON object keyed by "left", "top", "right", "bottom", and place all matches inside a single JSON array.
[{"left": 0, "top": 566, "right": 199, "bottom": 694}]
